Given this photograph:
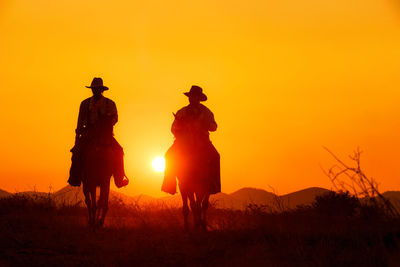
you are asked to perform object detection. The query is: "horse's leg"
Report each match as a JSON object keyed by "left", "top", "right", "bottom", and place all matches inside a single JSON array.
[
  {"left": 181, "top": 189, "right": 190, "bottom": 230},
  {"left": 90, "top": 187, "right": 97, "bottom": 226},
  {"left": 83, "top": 183, "right": 93, "bottom": 226},
  {"left": 201, "top": 193, "right": 210, "bottom": 230},
  {"left": 98, "top": 179, "right": 110, "bottom": 227},
  {"left": 189, "top": 192, "right": 200, "bottom": 229}
]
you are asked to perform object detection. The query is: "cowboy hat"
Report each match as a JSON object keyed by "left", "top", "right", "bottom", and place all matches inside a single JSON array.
[
  {"left": 85, "top": 77, "right": 109, "bottom": 91},
  {"left": 184, "top": 85, "right": 207, "bottom": 101}
]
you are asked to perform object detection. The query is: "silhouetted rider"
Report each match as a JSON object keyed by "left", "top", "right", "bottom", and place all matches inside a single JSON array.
[
  {"left": 171, "top": 87, "right": 217, "bottom": 141},
  {"left": 68, "top": 77, "right": 128, "bottom": 188},
  {"left": 162, "top": 85, "right": 221, "bottom": 194}
]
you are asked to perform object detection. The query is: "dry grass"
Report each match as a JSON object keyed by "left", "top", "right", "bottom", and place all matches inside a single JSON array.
[{"left": 0, "top": 192, "right": 400, "bottom": 266}]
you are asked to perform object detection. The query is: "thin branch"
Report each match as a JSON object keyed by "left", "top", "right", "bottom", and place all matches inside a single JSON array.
[{"left": 322, "top": 147, "right": 399, "bottom": 217}]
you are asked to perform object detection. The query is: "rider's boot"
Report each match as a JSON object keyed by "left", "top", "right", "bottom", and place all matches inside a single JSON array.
[
  {"left": 68, "top": 146, "right": 83, "bottom": 187},
  {"left": 113, "top": 144, "right": 129, "bottom": 188},
  {"left": 161, "top": 145, "right": 177, "bottom": 194}
]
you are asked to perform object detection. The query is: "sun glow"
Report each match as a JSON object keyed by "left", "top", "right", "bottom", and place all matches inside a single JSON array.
[{"left": 152, "top": 156, "right": 165, "bottom": 172}]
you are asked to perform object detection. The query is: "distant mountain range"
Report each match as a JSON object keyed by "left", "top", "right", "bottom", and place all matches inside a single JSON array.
[
  {"left": 0, "top": 189, "right": 11, "bottom": 199},
  {"left": 2, "top": 185, "right": 399, "bottom": 211},
  {"left": 48, "top": 186, "right": 333, "bottom": 210}
]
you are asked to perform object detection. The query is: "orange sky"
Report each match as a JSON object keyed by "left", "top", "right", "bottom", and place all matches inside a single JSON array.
[{"left": 1, "top": 0, "right": 400, "bottom": 197}]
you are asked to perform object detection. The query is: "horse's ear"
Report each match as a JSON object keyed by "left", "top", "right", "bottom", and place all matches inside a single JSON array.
[{"left": 172, "top": 112, "right": 176, "bottom": 118}]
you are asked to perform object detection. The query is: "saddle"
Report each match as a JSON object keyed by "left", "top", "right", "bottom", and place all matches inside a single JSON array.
[
  {"left": 68, "top": 136, "right": 128, "bottom": 188},
  {"left": 162, "top": 140, "right": 220, "bottom": 195}
]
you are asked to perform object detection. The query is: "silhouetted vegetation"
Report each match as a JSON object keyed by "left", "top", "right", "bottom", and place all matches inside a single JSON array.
[
  {"left": 323, "top": 147, "right": 399, "bottom": 218},
  {"left": 1, "top": 190, "right": 399, "bottom": 266}
]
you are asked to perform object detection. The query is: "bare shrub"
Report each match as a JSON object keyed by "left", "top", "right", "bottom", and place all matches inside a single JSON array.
[
  {"left": 268, "top": 186, "right": 289, "bottom": 212},
  {"left": 322, "top": 147, "right": 399, "bottom": 217},
  {"left": 312, "top": 191, "right": 360, "bottom": 217}
]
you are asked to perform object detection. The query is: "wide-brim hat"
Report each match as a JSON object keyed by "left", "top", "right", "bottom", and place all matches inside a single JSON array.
[
  {"left": 85, "top": 77, "right": 109, "bottom": 91},
  {"left": 184, "top": 85, "right": 207, "bottom": 101}
]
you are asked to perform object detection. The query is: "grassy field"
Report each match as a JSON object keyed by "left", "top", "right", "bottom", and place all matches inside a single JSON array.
[{"left": 1, "top": 192, "right": 400, "bottom": 266}]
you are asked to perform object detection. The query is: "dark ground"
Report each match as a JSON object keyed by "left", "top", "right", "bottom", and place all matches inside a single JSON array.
[{"left": 1, "top": 193, "right": 400, "bottom": 266}]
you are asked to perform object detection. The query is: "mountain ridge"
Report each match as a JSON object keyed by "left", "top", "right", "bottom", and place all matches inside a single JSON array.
[
  {"left": 0, "top": 188, "right": 11, "bottom": 198},
  {"left": 3, "top": 186, "right": 400, "bottom": 210}
]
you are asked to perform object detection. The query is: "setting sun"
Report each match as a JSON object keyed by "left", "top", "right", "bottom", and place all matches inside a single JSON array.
[{"left": 152, "top": 156, "right": 165, "bottom": 173}]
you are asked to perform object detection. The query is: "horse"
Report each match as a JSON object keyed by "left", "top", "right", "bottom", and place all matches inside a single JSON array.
[
  {"left": 82, "top": 138, "right": 115, "bottom": 227},
  {"left": 179, "top": 152, "right": 211, "bottom": 230},
  {"left": 165, "top": 141, "right": 219, "bottom": 230}
]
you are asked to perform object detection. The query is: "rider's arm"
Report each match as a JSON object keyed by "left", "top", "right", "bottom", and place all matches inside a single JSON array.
[
  {"left": 171, "top": 110, "right": 186, "bottom": 136},
  {"left": 209, "top": 120, "right": 217, "bottom": 132},
  {"left": 100, "top": 99, "right": 118, "bottom": 127},
  {"left": 171, "top": 115, "right": 180, "bottom": 136},
  {"left": 207, "top": 110, "right": 217, "bottom": 132},
  {"left": 108, "top": 100, "right": 118, "bottom": 126},
  {"left": 75, "top": 101, "right": 86, "bottom": 143}
]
